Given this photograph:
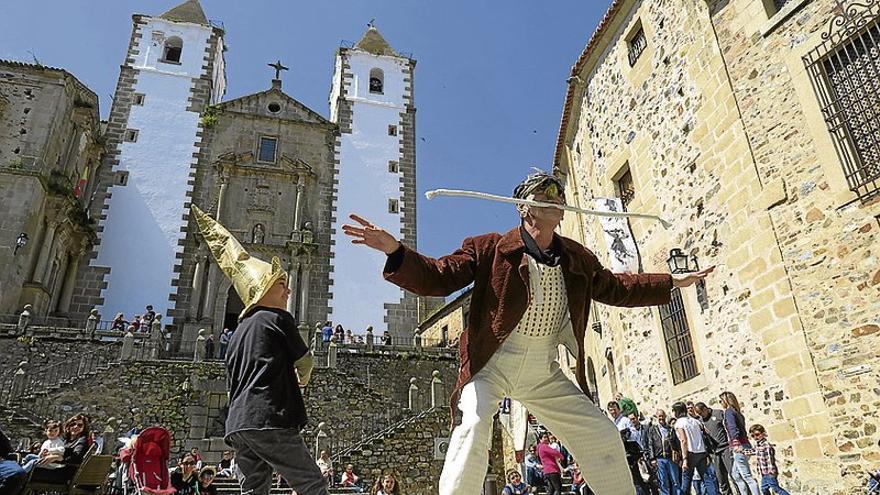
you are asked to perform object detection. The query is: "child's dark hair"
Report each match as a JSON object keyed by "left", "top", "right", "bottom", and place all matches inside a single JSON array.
[
  {"left": 749, "top": 424, "right": 766, "bottom": 435},
  {"left": 44, "top": 419, "right": 61, "bottom": 430}
]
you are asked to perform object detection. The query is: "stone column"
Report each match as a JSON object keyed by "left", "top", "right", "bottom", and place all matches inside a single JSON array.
[
  {"left": 201, "top": 262, "right": 216, "bottom": 319},
  {"left": 365, "top": 328, "right": 374, "bottom": 352},
  {"left": 32, "top": 223, "right": 57, "bottom": 284},
  {"left": 286, "top": 261, "right": 300, "bottom": 314},
  {"left": 16, "top": 306, "right": 32, "bottom": 336},
  {"left": 293, "top": 177, "right": 305, "bottom": 231},
  {"left": 192, "top": 254, "right": 205, "bottom": 318},
  {"left": 408, "top": 377, "right": 419, "bottom": 410},
  {"left": 413, "top": 332, "right": 423, "bottom": 355},
  {"left": 431, "top": 370, "right": 443, "bottom": 408},
  {"left": 85, "top": 309, "right": 99, "bottom": 339},
  {"left": 121, "top": 332, "right": 135, "bottom": 361},
  {"left": 57, "top": 253, "right": 80, "bottom": 314},
  {"left": 298, "top": 264, "right": 311, "bottom": 323},
  {"left": 327, "top": 341, "right": 337, "bottom": 368},
  {"left": 216, "top": 175, "right": 229, "bottom": 222},
  {"left": 314, "top": 422, "right": 328, "bottom": 459}
]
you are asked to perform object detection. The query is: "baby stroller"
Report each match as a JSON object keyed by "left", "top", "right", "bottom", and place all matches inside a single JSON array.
[{"left": 116, "top": 427, "right": 176, "bottom": 495}]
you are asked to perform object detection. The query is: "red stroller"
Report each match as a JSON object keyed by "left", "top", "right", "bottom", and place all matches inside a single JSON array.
[{"left": 118, "top": 427, "right": 176, "bottom": 495}]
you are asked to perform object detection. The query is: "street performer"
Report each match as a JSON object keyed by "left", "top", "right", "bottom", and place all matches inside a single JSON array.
[
  {"left": 192, "top": 206, "right": 327, "bottom": 495},
  {"left": 341, "top": 170, "right": 713, "bottom": 494}
]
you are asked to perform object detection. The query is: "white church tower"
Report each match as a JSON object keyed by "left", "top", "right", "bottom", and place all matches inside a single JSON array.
[
  {"left": 72, "top": 0, "right": 226, "bottom": 323},
  {"left": 329, "top": 26, "right": 428, "bottom": 340}
]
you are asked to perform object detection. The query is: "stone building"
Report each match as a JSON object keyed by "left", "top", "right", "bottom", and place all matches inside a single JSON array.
[
  {"left": 417, "top": 288, "right": 471, "bottom": 347},
  {"left": 552, "top": 0, "right": 879, "bottom": 492},
  {"left": 330, "top": 27, "right": 442, "bottom": 340},
  {"left": 0, "top": 60, "right": 102, "bottom": 317},
  {"left": 172, "top": 75, "right": 338, "bottom": 349},
  {"left": 71, "top": 0, "right": 227, "bottom": 324}
]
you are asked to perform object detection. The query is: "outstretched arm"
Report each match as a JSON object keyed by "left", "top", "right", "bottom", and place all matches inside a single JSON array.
[{"left": 342, "top": 214, "right": 477, "bottom": 297}]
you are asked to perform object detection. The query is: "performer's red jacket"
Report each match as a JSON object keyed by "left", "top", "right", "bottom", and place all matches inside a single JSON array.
[{"left": 383, "top": 227, "right": 673, "bottom": 423}]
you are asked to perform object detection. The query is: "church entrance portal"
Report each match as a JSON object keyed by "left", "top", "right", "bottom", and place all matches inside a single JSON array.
[{"left": 223, "top": 286, "right": 244, "bottom": 332}]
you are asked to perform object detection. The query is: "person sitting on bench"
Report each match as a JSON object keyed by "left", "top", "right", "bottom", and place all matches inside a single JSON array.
[{"left": 29, "top": 414, "right": 91, "bottom": 485}]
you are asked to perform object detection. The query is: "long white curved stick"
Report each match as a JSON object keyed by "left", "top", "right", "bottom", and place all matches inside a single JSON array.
[{"left": 425, "top": 188, "right": 672, "bottom": 230}]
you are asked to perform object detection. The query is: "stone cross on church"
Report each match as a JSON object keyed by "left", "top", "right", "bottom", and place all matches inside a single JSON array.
[{"left": 268, "top": 60, "right": 288, "bottom": 81}]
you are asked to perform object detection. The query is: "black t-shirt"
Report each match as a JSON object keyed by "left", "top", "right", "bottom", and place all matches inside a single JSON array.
[
  {"left": 170, "top": 471, "right": 199, "bottom": 495},
  {"left": 0, "top": 428, "right": 13, "bottom": 457},
  {"left": 701, "top": 408, "right": 730, "bottom": 450},
  {"left": 199, "top": 482, "right": 216, "bottom": 495},
  {"left": 225, "top": 307, "right": 309, "bottom": 435}
]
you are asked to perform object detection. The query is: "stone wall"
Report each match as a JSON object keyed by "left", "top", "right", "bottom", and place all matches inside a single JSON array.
[
  {"left": 553, "top": 0, "right": 879, "bottom": 493},
  {"left": 334, "top": 350, "right": 458, "bottom": 407}
]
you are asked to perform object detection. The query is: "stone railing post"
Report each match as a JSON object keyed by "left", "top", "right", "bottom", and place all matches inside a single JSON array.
[
  {"left": 365, "top": 328, "right": 374, "bottom": 352},
  {"left": 12, "top": 363, "right": 27, "bottom": 397},
  {"left": 102, "top": 417, "right": 118, "bottom": 454},
  {"left": 314, "top": 421, "right": 328, "bottom": 459},
  {"left": 327, "top": 341, "right": 338, "bottom": 368},
  {"left": 408, "top": 377, "right": 419, "bottom": 410},
  {"left": 412, "top": 332, "right": 422, "bottom": 355},
  {"left": 17, "top": 305, "right": 32, "bottom": 336},
  {"left": 85, "top": 309, "right": 99, "bottom": 340},
  {"left": 298, "top": 322, "right": 310, "bottom": 350},
  {"left": 431, "top": 370, "right": 443, "bottom": 408},
  {"left": 121, "top": 332, "right": 135, "bottom": 361}
]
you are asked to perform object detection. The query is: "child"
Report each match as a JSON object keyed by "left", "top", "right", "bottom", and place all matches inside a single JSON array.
[
  {"left": 21, "top": 421, "right": 65, "bottom": 472},
  {"left": 749, "top": 424, "right": 791, "bottom": 495}
]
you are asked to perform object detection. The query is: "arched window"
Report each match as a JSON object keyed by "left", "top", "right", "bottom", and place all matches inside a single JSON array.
[
  {"left": 369, "top": 68, "right": 384, "bottom": 94},
  {"left": 163, "top": 36, "right": 183, "bottom": 63},
  {"left": 251, "top": 223, "right": 265, "bottom": 244}
]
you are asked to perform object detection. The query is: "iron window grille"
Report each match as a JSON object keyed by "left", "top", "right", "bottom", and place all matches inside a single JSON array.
[
  {"left": 659, "top": 288, "right": 699, "bottom": 385},
  {"left": 616, "top": 167, "right": 636, "bottom": 210},
  {"left": 628, "top": 26, "right": 648, "bottom": 67},
  {"left": 803, "top": 0, "right": 880, "bottom": 203}
]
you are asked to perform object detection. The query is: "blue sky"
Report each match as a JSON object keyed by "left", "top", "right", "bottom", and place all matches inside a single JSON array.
[{"left": 0, "top": 0, "right": 611, "bottom": 258}]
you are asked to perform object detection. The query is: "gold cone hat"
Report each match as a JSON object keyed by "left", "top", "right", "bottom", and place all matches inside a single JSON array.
[{"left": 191, "top": 205, "right": 287, "bottom": 320}]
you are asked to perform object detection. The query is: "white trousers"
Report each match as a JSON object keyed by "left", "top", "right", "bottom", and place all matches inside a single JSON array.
[{"left": 438, "top": 331, "right": 635, "bottom": 495}]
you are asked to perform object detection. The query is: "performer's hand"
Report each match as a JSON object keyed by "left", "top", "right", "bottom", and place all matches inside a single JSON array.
[
  {"left": 342, "top": 214, "right": 401, "bottom": 254},
  {"left": 671, "top": 265, "right": 715, "bottom": 288}
]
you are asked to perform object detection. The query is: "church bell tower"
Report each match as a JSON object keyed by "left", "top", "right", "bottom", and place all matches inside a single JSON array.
[
  {"left": 72, "top": 0, "right": 226, "bottom": 323},
  {"left": 329, "top": 26, "right": 425, "bottom": 339}
]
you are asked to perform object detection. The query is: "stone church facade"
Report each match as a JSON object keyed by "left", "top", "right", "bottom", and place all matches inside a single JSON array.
[
  {"left": 0, "top": 60, "right": 103, "bottom": 318},
  {"left": 172, "top": 77, "right": 338, "bottom": 350},
  {"left": 554, "top": 0, "right": 879, "bottom": 492}
]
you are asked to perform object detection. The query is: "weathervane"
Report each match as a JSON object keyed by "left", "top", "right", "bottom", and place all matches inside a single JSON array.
[{"left": 268, "top": 59, "right": 289, "bottom": 80}]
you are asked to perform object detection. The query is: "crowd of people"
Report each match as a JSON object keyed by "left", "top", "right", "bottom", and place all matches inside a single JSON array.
[
  {"left": 109, "top": 305, "right": 159, "bottom": 334},
  {"left": 314, "top": 450, "right": 400, "bottom": 494},
  {"left": 316, "top": 321, "right": 397, "bottom": 349},
  {"left": 507, "top": 391, "right": 791, "bottom": 495},
  {"left": 606, "top": 391, "right": 789, "bottom": 495}
]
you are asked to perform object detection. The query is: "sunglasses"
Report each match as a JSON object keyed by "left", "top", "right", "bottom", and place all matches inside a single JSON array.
[
  {"left": 182, "top": 461, "right": 196, "bottom": 466},
  {"left": 70, "top": 423, "right": 84, "bottom": 428}
]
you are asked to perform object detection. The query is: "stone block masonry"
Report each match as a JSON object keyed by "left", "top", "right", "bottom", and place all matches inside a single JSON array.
[{"left": 553, "top": 0, "right": 880, "bottom": 493}]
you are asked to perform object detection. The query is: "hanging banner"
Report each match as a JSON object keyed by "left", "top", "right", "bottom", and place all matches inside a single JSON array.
[{"left": 593, "top": 197, "right": 641, "bottom": 273}]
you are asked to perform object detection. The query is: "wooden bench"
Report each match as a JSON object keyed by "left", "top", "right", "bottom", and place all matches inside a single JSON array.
[{"left": 24, "top": 444, "right": 113, "bottom": 495}]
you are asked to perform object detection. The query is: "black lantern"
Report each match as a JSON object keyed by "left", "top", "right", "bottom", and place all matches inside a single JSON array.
[
  {"left": 13, "top": 232, "right": 28, "bottom": 255},
  {"left": 666, "top": 248, "right": 691, "bottom": 274}
]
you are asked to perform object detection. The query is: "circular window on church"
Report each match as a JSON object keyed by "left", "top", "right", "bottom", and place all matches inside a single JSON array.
[{"left": 268, "top": 102, "right": 281, "bottom": 113}]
